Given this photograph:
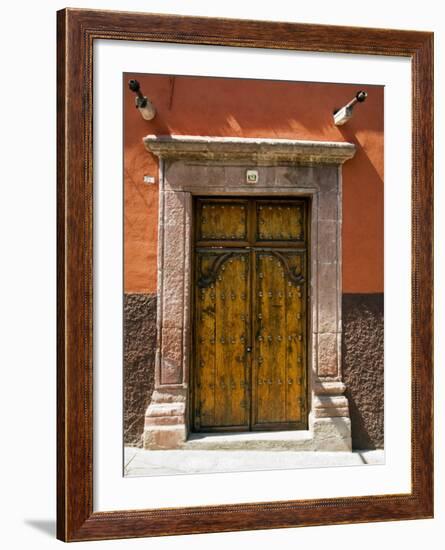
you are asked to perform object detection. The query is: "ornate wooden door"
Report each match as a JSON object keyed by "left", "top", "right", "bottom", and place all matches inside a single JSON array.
[{"left": 193, "top": 198, "right": 308, "bottom": 432}]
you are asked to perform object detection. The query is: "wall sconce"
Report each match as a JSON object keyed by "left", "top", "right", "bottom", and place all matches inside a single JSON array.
[
  {"left": 333, "top": 90, "right": 367, "bottom": 126},
  {"left": 128, "top": 79, "right": 156, "bottom": 121}
]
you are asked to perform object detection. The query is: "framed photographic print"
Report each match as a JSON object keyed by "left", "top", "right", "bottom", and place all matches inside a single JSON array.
[{"left": 57, "top": 8, "right": 433, "bottom": 541}]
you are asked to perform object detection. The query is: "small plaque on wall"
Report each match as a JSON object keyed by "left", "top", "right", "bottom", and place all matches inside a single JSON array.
[{"left": 246, "top": 169, "right": 259, "bottom": 184}]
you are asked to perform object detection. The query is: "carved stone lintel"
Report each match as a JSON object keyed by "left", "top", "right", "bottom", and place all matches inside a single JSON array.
[{"left": 144, "top": 135, "right": 356, "bottom": 166}]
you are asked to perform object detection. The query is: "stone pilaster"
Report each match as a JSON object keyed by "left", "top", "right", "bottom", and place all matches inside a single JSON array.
[
  {"left": 143, "top": 174, "right": 192, "bottom": 449},
  {"left": 309, "top": 165, "right": 351, "bottom": 450}
]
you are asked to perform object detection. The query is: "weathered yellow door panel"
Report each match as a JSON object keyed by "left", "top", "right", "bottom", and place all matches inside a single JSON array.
[
  {"left": 197, "top": 200, "right": 248, "bottom": 242},
  {"left": 193, "top": 198, "right": 308, "bottom": 432},
  {"left": 195, "top": 251, "right": 250, "bottom": 429},
  {"left": 252, "top": 250, "right": 307, "bottom": 428},
  {"left": 254, "top": 252, "right": 287, "bottom": 424},
  {"left": 256, "top": 201, "right": 305, "bottom": 242}
]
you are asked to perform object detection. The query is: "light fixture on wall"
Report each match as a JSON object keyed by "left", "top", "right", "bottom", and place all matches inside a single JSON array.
[
  {"left": 333, "top": 90, "right": 367, "bottom": 126},
  {"left": 128, "top": 79, "right": 156, "bottom": 121}
]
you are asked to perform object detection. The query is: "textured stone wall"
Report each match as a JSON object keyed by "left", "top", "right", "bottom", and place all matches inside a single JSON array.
[
  {"left": 124, "top": 293, "right": 157, "bottom": 446},
  {"left": 342, "top": 293, "right": 384, "bottom": 449}
]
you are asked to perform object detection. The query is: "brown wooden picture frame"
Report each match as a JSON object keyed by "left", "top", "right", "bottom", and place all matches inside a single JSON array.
[{"left": 57, "top": 8, "right": 434, "bottom": 542}]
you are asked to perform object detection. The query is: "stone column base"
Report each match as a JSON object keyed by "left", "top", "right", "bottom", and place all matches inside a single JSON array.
[
  {"left": 143, "top": 389, "right": 187, "bottom": 450},
  {"left": 144, "top": 425, "right": 187, "bottom": 450},
  {"left": 310, "top": 381, "right": 352, "bottom": 451},
  {"left": 310, "top": 414, "right": 352, "bottom": 451}
]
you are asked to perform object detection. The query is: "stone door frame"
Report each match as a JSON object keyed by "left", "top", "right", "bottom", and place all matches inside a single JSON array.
[{"left": 142, "top": 135, "right": 356, "bottom": 451}]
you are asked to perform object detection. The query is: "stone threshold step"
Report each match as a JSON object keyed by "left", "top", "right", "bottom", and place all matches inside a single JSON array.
[{"left": 183, "top": 430, "right": 314, "bottom": 451}]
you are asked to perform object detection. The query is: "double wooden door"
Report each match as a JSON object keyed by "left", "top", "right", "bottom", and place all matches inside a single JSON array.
[{"left": 192, "top": 197, "right": 308, "bottom": 432}]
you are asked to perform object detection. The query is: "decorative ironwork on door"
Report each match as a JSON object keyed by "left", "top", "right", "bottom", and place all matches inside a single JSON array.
[{"left": 193, "top": 198, "right": 308, "bottom": 431}]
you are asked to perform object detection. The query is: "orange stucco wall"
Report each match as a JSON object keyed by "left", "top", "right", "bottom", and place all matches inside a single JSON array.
[{"left": 124, "top": 74, "right": 383, "bottom": 294}]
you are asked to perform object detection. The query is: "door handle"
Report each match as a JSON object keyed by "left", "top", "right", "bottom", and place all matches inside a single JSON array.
[{"left": 246, "top": 346, "right": 252, "bottom": 353}]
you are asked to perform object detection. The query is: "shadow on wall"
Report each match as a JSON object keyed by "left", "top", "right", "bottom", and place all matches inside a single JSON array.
[{"left": 125, "top": 76, "right": 384, "bottom": 140}]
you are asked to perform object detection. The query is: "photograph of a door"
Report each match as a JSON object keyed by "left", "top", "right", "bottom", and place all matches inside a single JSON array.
[{"left": 193, "top": 197, "right": 309, "bottom": 432}]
